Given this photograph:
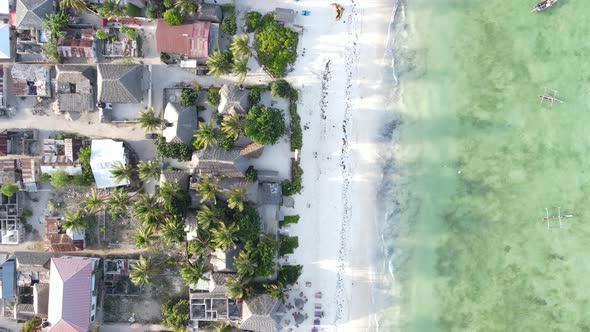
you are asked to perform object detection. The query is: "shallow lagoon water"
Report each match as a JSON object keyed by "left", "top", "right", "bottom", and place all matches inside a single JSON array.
[{"left": 389, "top": 0, "right": 590, "bottom": 331}]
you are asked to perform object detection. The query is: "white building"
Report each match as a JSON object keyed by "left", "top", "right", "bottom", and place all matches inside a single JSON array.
[{"left": 89, "top": 139, "right": 128, "bottom": 188}]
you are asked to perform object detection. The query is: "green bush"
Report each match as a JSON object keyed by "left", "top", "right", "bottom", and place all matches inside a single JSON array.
[
  {"left": 163, "top": 8, "right": 184, "bottom": 25},
  {"left": 245, "top": 166, "right": 257, "bottom": 183},
  {"left": 180, "top": 88, "right": 198, "bottom": 106},
  {"left": 280, "top": 215, "right": 299, "bottom": 227},
  {"left": 248, "top": 86, "right": 266, "bottom": 105},
  {"left": 156, "top": 138, "right": 192, "bottom": 161},
  {"left": 277, "top": 265, "right": 302, "bottom": 286},
  {"left": 207, "top": 88, "right": 221, "bottom": 106},
  {"left": 270, "top": 79, "right": 293, "bottom": 99},
  {"left": 126, "top": 3, "right": 141, "bottom": 17},
  {"left": 146, "top": 6, "right": 158, "bottom": 19},
  {"left": 161, "top": 300, "right": 190, "bottom": 332},
  {"left": 78, "top": 146, "right": 95, "bottom": 185},
  {"left": 253, "top": 238, "right": 277, "bottom": 277},
  {"left": 279, "top": 236, "right": 299, "bottom": 255},
  {"left": 96, "top": 30, "right": 108, "bottom": 40},
  {"left": 246, "top": 11, "right": 262, "bottom": 32},
  {"left": 244, "top": 105, "right": 286, "bottom": 145},
  {"left": 0, "top": 183, "right": 18, "bottom": 197},
  {"left": 281, "top": 159, "right": 303, "bottom": 196},
  {"left": 120, "top": 26, "right": 137, "bottom": 40},
  {"left": 219, "top": 135, "right": 234, "bottom": 151},
  {"left": 49, "top": 170, "right": 92, "bottom": 188},
  {"left": 289, "top": 98, "right": 302, "bottom": 151},
  {"left": 221, "top": 4, "right": 236, "bottom": 35},
  {"left": 255, "top": 15, "right": 298, "bottom": 77}
]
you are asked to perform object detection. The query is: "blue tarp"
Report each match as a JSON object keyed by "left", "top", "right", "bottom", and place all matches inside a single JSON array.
[{"left": 0, "top": 258, "right": 15, "bottom": 299}]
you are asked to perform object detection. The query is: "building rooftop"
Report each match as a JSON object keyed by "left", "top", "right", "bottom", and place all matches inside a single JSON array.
[
  {"left": 56, "top": 66, "right": 95, "bottom": 113},
  {"left": 163, "top": 102, "right": 198, "bottom": 145},
  {"left": 90, "top": 139, "right": 128, "bottom": 188},
  {"left": 274, "top": 8, "right": 295, "bottom": 25},
  {"left": 240, "top": 294, "right": 280, "bottom": 332},
  {"left": 57, "top": 30, "right": 96, "bottom": 58},
  {"left": 156, "top": 21, "right": 211, "bottom": 60},
  {"left": 196, "top": 3, "right": 222, "bottom": 22},
  {"left": 0, "top": 24, "right": 10, "bottom": 60},
  {"left": 189, "top": 292, "right": 241, "bottom": 323},
  {"left": 97, "top": 64, "right": 143, "bottom": 104},
  {"left": 218, "top": 84, "right": 250, "bottom": 115},
  {"left": 11, "top": 64, "right": 51, "bottom": 97},
  {"left": 191, "top": 147, "right": 249, "bottom": 178},
  {"left": 15, "top": 0, "right": 53, "bottom": 29}
]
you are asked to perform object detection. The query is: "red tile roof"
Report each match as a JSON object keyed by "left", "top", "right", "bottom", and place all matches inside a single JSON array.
[
  {"left": 156, "top": 20, "right": 210, "bottom": 60},
  {"left": 48, "top": 258, "right": 94, "bottom": 331}
]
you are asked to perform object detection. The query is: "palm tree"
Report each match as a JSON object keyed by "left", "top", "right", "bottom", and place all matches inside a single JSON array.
[
  {"left": 225, "top": 275, "right": 248, "bottom": 300},
  {"left": 227, "top": 187, "right": 247, "bottom": 211},
  {"left": 180, "top": 261, "right": 208, "bottom": 285},
  {"left": 196, "top": 205, "right": 221, "bottom": 230},
  {"left": 133, "top": 193, "right": 164, "bottom": 230},
  {"left": 194, "top": 176, "right": 219, "bottom": 204},
  {"left": 137, "top": 160, "right": 160, "bottom": 182},
  {"left": 193, "top": 121, "right": 219, "bottom": 150},
  {"left": 206, "top": 49, "right": 234, "bottom": 79},
  {"left": 210, "top": 222, "right": 239, "bottom": 250},
  {"left": 158, "top": 180, "right": 189, "bottom": 214},
  {"left": 232, "top": 57, "right": 248, "bottom": 83},
  {"left": 234, "top": 249, "right": 257, "bottom": 278},
  {"left": 230, "top": 34, "right": 250, "bottom": 60},
  {"left": 129, "top": 256, "right": 158, "bottom": 286},
  {"left": 62, "top": 209, "right": 87, "bottom": 231},
  {"left": 133, "top": 227, "right": 157, "bottom": 248},
  {"left": 137, "top": 108, "right": 161, "bottom": 132},
  {"left": 108, "top": 188, "right": 131, "bottom": 219},
  {"left": 83, "top": 188, "right": 105, "bottom": 213},
  {"left": 60, "top": 0, "right": 88, "bottom": 12},
  {"left": 110, "top": 161, "right": 134, "bottom": 185},
  {"left": 162, "top": 217, "right": 185, "bottom": 244},
  {"left": 221, "top": 110, "right": 242, "bottom": 140},
  {"left": 174, "top": 0, "right": 197, "bottom": 15},
  {"left": 264, "top": 283, "right": 286, "bottom": 300}
]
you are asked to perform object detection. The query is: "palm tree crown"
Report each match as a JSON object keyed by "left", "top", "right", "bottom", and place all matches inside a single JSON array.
[
  {"left": 129, "top": 256, "right": 158, "bottom": 286},
  {"left": 133, "top": 193, "right": 164, "bottom": 230},
  {"left": 230, "top": 34, "right": 250, "bottom": 60},
  {"left": 193, "top": 121, "right": 219, "bottom": 150},
  {"left": 83, "top": 189, "right": 105, "bottom": 213},
  {"left": 137, "top": 160, "right": 160, "bottom": 182},
  {"left": 62, "top": 209, "right": 87, "bottom": 231},
  {"left": 197, "top": 205, "right": 220, "bottom": 229},
  {"left": 174, "top": 0, "right": 197, "bottom": 15},
  {"left": 162, "top": 217, "right": 185, "bottom": 244},
  {"left": 227, "top": 187, "right": 247, "bottom": 211},
  {"left": 232, "top": 58, "right": 248, "bottom": 83},
  {"left": 108, "top": 188, "right": 131, "bottom": 218},
  {"left": 206, "top": 49, "right": 234, "bottom": 79},
  {"left": 137, "top": 108, "right": 161, "bottom": 132},
  {"left": 133, "top": 227, "right": 156, "bottom": 249},
  {"left": 225, "top": 275, "right": 248, "bottom": 300},
  {"left": 180, "top": 261, "right": 208, "bottom": 285},
  {"left": 110, "top": 161, "right": 134, "bottom": 185},
  {"left": 194, "top": 176, "right": 219, "bottom": 204},
  {"left": 210, "top": 222, "right": 239, "bottom": 250},
  {"left": 60, "top": 0, "right": 88, "bottom": 12},
  {"left": 234, "top": 249, "right": 257, "bottom": 278},
  {"left": 221, "top": 110, "right": 242, "bottom": 141}
]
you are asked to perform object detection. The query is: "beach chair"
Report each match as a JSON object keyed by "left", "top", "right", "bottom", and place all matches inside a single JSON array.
[
  {"left": 315, "top": 291, "right": 322, "bottom": 299},
  {"left": 314, "top": 311, "right": 324, "bottom": 318},
  {"left": 314, "top": 303, "right": 322, "bottom": 309},
  {"left": 314, "top": 319, "right": 321, "bottom": 325}
]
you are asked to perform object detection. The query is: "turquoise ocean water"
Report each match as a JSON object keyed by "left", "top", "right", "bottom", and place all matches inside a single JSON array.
[{"left": 384, "top": 0, "right": 590, "bottom": 331}]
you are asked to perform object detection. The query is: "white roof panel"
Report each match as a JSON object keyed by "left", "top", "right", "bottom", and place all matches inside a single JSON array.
[
  {"left": 0, "top": 24, "right": 9, "bottom": 59},
  {"left": 90, "top": 139, "right": 128, "bottom": 188}
]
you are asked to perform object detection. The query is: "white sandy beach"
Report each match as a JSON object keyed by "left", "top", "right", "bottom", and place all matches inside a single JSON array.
[{"left": 237, "top": 0, "right": 397, "bottom": 330}]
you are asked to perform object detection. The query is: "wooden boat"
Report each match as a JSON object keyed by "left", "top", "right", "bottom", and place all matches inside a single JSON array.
[
  {"left": 539, "top": 94, "right": 563, "bottom": 104},
  {"left": 532, "top": 0, "right": 558, "bottom": 12}
]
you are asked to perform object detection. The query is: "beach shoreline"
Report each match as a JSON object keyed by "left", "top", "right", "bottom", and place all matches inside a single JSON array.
[{"left": 273, "top": 0, "right": 398, "bottom": 330}]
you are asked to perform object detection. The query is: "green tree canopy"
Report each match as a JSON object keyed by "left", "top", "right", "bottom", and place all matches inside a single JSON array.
[
  {"left": 163, "top": 8, "right": 185, "bottom": 25},
  {"left": 227, "top": 186, "right": 247, "bottom": 211},
  {"left": 180, "top": 261, "right": 208, "bottom": 285},
  {"left": 206, "top": 49, "right": 234, "bottom": 79},
  {"left": 20, "top": 317, "right": 42, "bottom": 332},
  {"left": 130, "top": 256, "right": 159, "bottom": 286},
  {"left": 210, "top": 222, "right": 239, "bottom": 250},
  {"left": 221, "top": 110, "right": 242, "bottom": 141},
  {"left": 62, "top": 209, "right": 87, "bottom": 232},
  {"left": 60, "top": 0, "right": 87, "bottom": 12},
  {"left": 230, "top": 34, "right": 250, "bottom": 60},
  {"left": 244, "top": 105, "right": 286, "bottom": 145},
  {"left": 0, "top": 183, "right": 19, "bottom": 197},
  {"left": 97, "top": 0, "right": 126, "bottom": 19},
  {"left": 137, "top": 160, "right": 160, "bottom": 182},
  {"left": 133, "top": 227, "right": 157, "bottom": 249},
  {"left": 193, "top": 121, "right": 220, "bottom": 150},
  {"left": 83, "top": 188, "right": 105, "bottom": 213},
  {"left": 194, "top": 176, "right": 219, "bottom": 204},
  {"left": 179, "top": 88, "right": 198, "bottom": 106},
  {"left": 161, "top": 299, "right": 190, "bottom": 332},
  {"left": 110, "top": 161, "right": 134, "bottom": 185},
  {"left": 138, "top": 108, "right": 161, "bottom": 132},
  {"left": 254, "top": 15, "right": 298, "bottom": 77}
]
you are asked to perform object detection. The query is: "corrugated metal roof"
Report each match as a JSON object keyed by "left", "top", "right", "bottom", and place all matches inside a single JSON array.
[
  {"left": 156, "top": 21, "right": 210, "bottom": 60},
  {"left": 90, "top": 139, "right": 128, "bottom": 188}
]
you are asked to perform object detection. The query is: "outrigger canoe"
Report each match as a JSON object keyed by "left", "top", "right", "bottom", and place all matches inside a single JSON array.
[
  {"left": 331, "top": 3, "right": 344, "bottom": 21},
  {"left": 532, "top": 0, "right": 558, "bottom": 12}
]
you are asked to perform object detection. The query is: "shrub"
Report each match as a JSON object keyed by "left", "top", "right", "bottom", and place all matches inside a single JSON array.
[
  {"left": 180, "top": 88, "right": 198, "bottom": 106},
  {"left": 248, "top": 86, "right": 265, "bottom": 105},
  {"left": 253, "top": 238, "right": 276, "bottom": 277},
  {"left": 245, "top": 166, "right": 257, "bottom": 183},
  {"left": 289, "top": 98, "right": 302, "bottom": 151},
  {"left": 270, "top": 79, "right": 293, "bottom": 99},
  {"left": 244, "top": 105, "right": 286, "bottom": 145},
  {"left": 0, "top": 183, "right": 18, "bottom": 197},
  {"left": 208, "top": 88, "right": 221, "bottom": 106},
  {"left": 219, "top": 135, "right": 234, "bottom": 151},
  {"left": 156, "top": 138, "right": 192, "bottom": 161},
  {"left": 255, "top": 15, "right": 298, "bottom": 77},
  {"left": 163, "top": 8, "right": 184, "bottom": 25},
  {"left": 279, "top": 215, "right": 299, "bottom": 227},
  {"left": 221, "top": 4, "right": 236, "bottom": 35},
  {"left": 277, "top": 265, "right": 302, "bottom": 286},
  {"left": 246, "top": 11, "right": 262, "bottom": 32},
  {"left": 96, "top": 30, "right": 108, "bottom": 40},
  {"left": 120, "top": 26, "right": 137, "bottom": 40},
  {"left": 281, "top": 159, "right": 303, "bottom": 195},
  {"left": 126, "top": 3, "right": 141, "bottom": 17},
  {"left": 146, "top": 6, "right": 158, "bottom": 19},
  {"left": 78, "top": 146, "right": 95, "bottom": 185},
  {"left": 279, "top": 236, "right": 299, "bottom": 255},
  {"left": 161, "top": 300, "right": 190, "bottom": 332},
  {"left": 235, "top": 205, "right": 261, "bottom": 243},
  {"left": 49, "top": 170, "right": 89, "bottom": 188}
]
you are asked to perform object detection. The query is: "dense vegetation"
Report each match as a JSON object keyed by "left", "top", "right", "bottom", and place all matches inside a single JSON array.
[
  {"left": 161, "top": 300, "right": 190, "bottom": 332},
  {"left": 0, "top": 183, "right": 18, "bottom": 197},
  {"left": 280, "top": 215, "right": 299, "bottom": 227},
  {"left": 163, "top": 8, "right": 184, "bottom": 25},
  {"left": 221, "top": 4, "right": 237, "bottom": 35},
  {"left": 155, "top": 137, "right": 192, "bottom": 161},
  {"left": 244, "top": 105, "right": 286, "bottom": 145},
  {"left": 180, "top": 88, "right": 198, "bottom": 106},
  {"left": 246, "top": 11, "right": 262, "bottom": 32},
  {"left": 281, "top": 159, "right": 303, "bottom": 195},
  {"left": 254, "top": 15, "right": 298, "bottom": 77}
]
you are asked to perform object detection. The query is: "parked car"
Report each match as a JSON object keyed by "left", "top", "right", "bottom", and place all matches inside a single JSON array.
[{"left": 145, "top": 133, "right": 159, "bottom": 139}]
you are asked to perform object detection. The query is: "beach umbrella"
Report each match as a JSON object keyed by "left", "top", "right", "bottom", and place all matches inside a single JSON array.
[
  {"left": 293, "top": 312, "right": 305, "bottom": 324},
  {"left": 295, "top": 298, "right": 305, "bottom": 310}
]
